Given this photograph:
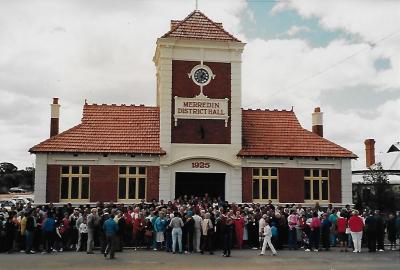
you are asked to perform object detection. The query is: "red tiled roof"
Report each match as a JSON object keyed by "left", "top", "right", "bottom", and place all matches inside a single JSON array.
[
  {"left": 161, "top": 10, "right": 241, "bottom": 42},
  {"left": 29, "top": 104, "right": 165, "bottom": 155},
  {"left": 30, "top": 104, "right": 355, "bottom": 159},
  {"left": 239, "top": 109, "right": 357, "bottom": 158}
]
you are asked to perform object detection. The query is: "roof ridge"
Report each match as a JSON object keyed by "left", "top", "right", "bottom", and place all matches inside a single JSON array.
[
  {"left": 239, "top": 110, "right": 357, "bottom": 159},
  {"left": 84, "top": 103, "right": 158, "bottom": 108},
  {"left": 193, "top": 10, "right": 241, "bottom": 42},
  {"left": 161, "top": 10, "right": 241, "bottom": 42},
  {"left": 242, "top": 108, "right": 294, "bottom": 112},
  {"left": 163, "top": 10, "right": 197, "bottom": 38}
]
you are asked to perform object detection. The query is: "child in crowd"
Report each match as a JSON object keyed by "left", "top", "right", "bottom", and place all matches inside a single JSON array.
[{"left": 78, "top": 219, "right": 88, "bottom": 252}]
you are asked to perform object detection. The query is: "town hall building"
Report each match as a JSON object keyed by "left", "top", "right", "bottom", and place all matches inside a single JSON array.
[{"left": 30, "top": 10, "right": 357, "bottom": 205}]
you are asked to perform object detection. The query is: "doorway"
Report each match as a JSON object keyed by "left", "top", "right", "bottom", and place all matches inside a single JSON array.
[{"left": 175, "top": 172, "right": 225, "bottom": 199}]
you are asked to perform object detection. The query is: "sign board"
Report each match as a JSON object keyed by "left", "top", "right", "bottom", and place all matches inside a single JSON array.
[{"left": 174, "top": 96, "right": 229, "bottom": 127}]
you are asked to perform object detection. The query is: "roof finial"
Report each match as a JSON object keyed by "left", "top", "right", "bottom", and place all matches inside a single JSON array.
[{"left": 195, "top": 0, "right": 198, "bottom": 10}]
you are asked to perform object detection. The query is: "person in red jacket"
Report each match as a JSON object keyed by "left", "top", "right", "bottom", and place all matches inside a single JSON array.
[
  {"left": 132, "top": 213, "right": 145, "bottom": 250},
  {"left": 348, "top": 210, "right": 364, "bottom": 253},
  {"left": 337, "top": 211, "right": 348, "bottom": 252},
  {"left": 234, "top": 211, "right": 245, "bottom": 249}
]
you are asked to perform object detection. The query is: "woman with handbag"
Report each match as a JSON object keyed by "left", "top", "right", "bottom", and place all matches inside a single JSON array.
[{"left": 200, "top": 212, "right": 214, "bottom": 255}]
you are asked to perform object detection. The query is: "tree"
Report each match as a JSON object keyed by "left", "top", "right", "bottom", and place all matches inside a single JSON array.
[
  {"left": 362, "top": 162, "right": 395, "bottom": 211},
  {"left": 0, "top": 162, "right": 18, "bottom": 174},
  {"left": 0, "top": 162, "right": 35, "bottom": 193}
]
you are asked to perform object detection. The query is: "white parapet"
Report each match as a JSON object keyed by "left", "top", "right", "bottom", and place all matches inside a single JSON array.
[
  {"left": 341, "top": 159, "right": 353, "bottom": 205},
  {"left": 34, "top": 153, "right": 48, "bottom": 204}
]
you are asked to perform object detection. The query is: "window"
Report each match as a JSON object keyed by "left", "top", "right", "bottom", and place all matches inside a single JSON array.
[
  {"left": 304, "top": 169, "right": 329, "bottom": 201},
  {"left": 118, "top": 166, "right": 146, "bottom": 200},
  {"left": 252, "top": 168, "right": 278, "bottom": 201},
  {"left": 60, "top": 166, "right": 90, "bottom": 200}
]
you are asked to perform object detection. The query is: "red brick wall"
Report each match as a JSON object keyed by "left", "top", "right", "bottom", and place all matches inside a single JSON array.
[
  {"left": 312, "top": 125, "right": 323, "bottom": 137},
  {"left": 242, "top": 167, "right": 253, "bottom": 202},
  {"left": 171, "top": 60, "right": 231, "bottom": 144},
  {"left": 47, "top": 165, "right": 60, "bottom": 203},
  {"left": 146, "top": 166, "right": 160, "bottom": 201},
  {"left": 90, "top": 165, "right": 118, "bottom": 203},
  {"left": 329, "top": 169, "right": 342, "bottom": 203},
  {"left": 279, "top": 168, "right": 304, "bottom": 203},
  {"left": 50, "top": 118, "right": 59, "bottom": 137}
]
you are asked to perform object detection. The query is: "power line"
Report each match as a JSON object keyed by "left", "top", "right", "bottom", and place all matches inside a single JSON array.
[{"left": 244, "top": 29, "right": 400, "bottom": 108}]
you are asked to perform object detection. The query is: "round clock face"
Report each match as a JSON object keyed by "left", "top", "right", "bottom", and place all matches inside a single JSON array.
[{"left": 193, "top": 68, "right": 210, "bottom": 85}]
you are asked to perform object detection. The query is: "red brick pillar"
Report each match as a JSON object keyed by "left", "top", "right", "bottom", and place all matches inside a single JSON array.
[
  {"left": 47, "top": 165, "right": 60, "bottom": 203},
  {"left": 90, "top": 165, "right": 118, "bottom": 203},
  {"left": 147, "top": 166, "right": 160, "bottom": 202},
  {"left": 329, "top": 169, "right": 342, "bottom": 203},
  {"left": 279, "top": 168, "right": 304, "bottom": 203},
  {"left": 50, "top": 98, "right": 60, "bottom": 137},
  {"left": 365, "top": 139, "right": 375, "bottom": 167},
  {"left": 242, "top": 167, "right": 253, "bottom": 203}
]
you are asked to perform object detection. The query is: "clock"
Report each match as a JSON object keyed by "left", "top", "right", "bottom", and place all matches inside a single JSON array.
[
  {"left": 193, "top": 68, "right": 210, "bottom": 84},
  {"left": 189, "top": 64, "right": 215, "bottom": 86}
]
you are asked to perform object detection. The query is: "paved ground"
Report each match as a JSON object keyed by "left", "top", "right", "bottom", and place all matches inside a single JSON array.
[{"left": 0, "top": 248, "right": 399, "bottom": 270}]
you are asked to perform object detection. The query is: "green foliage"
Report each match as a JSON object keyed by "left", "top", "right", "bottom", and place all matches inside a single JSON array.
[
  {"left": 361, "top": 162, "right": 395, "bottom": 211},
  {"left": 0, "top": 162, "right": 18, "bottom": 174},
  {"left": 362, "top": 162, "right": 389, "bottom": 184},
  {"left": 0, "top": 162, "right": 35, "bottom": 194}
]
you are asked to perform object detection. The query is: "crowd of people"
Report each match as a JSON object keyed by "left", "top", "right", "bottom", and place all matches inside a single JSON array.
[{"left": 1, "top": 195, "right": 400, "bottom": 259}]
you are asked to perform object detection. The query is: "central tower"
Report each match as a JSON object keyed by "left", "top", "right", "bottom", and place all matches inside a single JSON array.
[{"left": 153, "top": 10, "right": 245, "bottom": 201}]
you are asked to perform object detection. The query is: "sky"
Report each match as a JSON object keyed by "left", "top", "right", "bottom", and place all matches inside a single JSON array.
[{"left": 1, "top": 0, "right": 399, "bottom": 171}]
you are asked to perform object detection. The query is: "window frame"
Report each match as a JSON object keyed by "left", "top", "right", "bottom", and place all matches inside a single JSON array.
[
  {"left": 304, "top": 169, "right": 329, "bottom": 202},
  {"left": 252, "top": 168, "right": 279, "bottom": 202},
  {"left": 118, "top": 166, "right": 147, "bottom": 202},
  {"left": 60, "top": 165, "right": 90, "bottom": 202}
]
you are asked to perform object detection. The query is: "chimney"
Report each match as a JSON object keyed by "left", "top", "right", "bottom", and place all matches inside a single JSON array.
[
  {"left": 50, "top": 98, "right": 60, "bottom": 137},
  {"left": 365, "top": 139, "right": 376, "bottom": 167},
  {"left": 312, "top": 107, "right": 323, "bottom": 137}
]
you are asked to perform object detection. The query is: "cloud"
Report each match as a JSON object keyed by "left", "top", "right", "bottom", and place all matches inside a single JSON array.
[
  {"left": 284, "top": 25, "right": 311, "bottom": 36},
  {"left": 271, "top": 0, "right": 400, "bottom": 41},
  {"left": 0, "top": 0, "right": 248, "bottom": 168},
  {"left": 251, "top": 0, "right": 400, "bottom": 170},
  {"left": 1, "top": 0, "right": 399, "bottom": 176}
]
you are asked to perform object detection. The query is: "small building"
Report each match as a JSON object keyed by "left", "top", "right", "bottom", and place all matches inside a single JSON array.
[
  {"left": 352, "top": 139, "right": 400, "bottom": 209},
  {"left": 30, "top": 10, "right": 356, "bottom": 205}
]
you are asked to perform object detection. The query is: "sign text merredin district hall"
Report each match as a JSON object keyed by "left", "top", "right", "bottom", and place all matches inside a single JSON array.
[
  {"left": 178, "top": 101, "right": 225, "bottom": 115},
  {"left": 174, "top": 96, "right": 229, "bottom": 126}
]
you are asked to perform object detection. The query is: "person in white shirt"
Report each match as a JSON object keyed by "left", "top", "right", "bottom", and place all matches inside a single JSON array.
[
  {"left": 192, "top": 211, "right": 203, "bottom": 252},
  {"left": 258, "top": 214, "right": 267, "bottom": 248},
  {"left": 78, "top": 220, "right": 88, "bottom": 252},
  {"left": 260, "top": 219, "right": 277, "bottom": 256}
]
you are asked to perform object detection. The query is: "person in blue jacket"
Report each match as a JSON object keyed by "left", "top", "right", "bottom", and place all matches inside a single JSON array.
[
  {"left": 42, "top": 212, "right": 56, "bottom": 253},
  {"left": 154, "top": 211, "right": 168, "bottom": 250},
  {"left": 103, "top": 213, "right": 118, "bottom": 259},
  {"left": 321, "top": 213, "right": 332, "bottom": 251}
]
